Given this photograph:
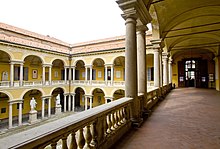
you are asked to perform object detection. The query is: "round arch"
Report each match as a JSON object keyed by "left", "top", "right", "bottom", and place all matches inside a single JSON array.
[
  {"left": 0, "top": 50, "right": 13, "bottom": 61},
  {"left": 51, "top": 58, "right": 66, "bottom": 66},
  {"left": 50, "top": 86, "right": 66, "bottom": 95},
  {"left": 91, "top": 57, "right": 106, "bottom": 66},
  {"left": 110, "top": 54, "right": 125, "bottom": 64},
  {"left": 20, "top": 88, "right": 45, "bottom": 99},
  {"left": 22, "top": 54, "right": 45, "bottom": 64},
  {"left": 73, "top": 59, "right": 86, "bottom": 66}
]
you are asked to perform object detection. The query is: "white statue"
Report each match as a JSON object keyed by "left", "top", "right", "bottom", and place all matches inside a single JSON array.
[
  {"left": 56, "top": 94, "right": 61, "bottom": 106},
  {"left": 30, "top": 97, "right": 37, "bottom": 111}
]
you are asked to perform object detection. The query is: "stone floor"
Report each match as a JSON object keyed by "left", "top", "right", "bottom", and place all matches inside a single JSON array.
[{"left": 112, "top": 88, "right": 220, "bottom": 149}]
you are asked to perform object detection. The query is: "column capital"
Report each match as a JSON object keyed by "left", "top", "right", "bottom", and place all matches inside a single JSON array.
[
  {"left": 105, "top": 64, "right": 114, "bottom": 67},
  {"left": 10, "top": 60, "right": 24, "bottom": 65},
  {"left": 136, "top": 25, "right": 148, "bottom": 33},
  {"left": 42, "top": 96, "right": 52, "bottom": 100},
  {"left": 84, "top": 95, "right": 93, "bottom": 98},
  {"left": 8, "top": 99, "right": 23, "bottom": 104},
  {"left": 85, "top": 65, "right": 92, "bottom": 68},
  {"left": 150, "top": 39, "right": 165, "bottom": 49},
  {"left": 162, "top": 52, "right": 169, "bottom": 60}
]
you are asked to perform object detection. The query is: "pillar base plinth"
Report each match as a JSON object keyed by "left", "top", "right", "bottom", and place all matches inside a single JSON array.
[
  {"left": 29, "top": 110, "right": 38, "bottom": 124},
  {"left": 131, "top": 118, "right": 143, "bottom": 128},
  {"left": 55, "top": 105, "right": 62, "bottom": 114}
]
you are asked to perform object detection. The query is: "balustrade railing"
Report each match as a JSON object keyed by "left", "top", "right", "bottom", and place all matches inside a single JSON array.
[
  {"left": 0, "top": 81, "right": 10, "bottom": 87},
  {"left": 0, "top": 97, "right": 132, "bottom": 149},
  {"left": 23, "top": 81, "right": 43, "bottom": 86},
  {"left": 51, "top": 80, "right": 66, "bottom": 85},
  {"left": 113, "top": 81, "right": 125, "bottom": 86}
]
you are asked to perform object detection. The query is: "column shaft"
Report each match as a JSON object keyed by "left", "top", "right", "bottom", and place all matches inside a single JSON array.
[
  {"left": 18, "top": 102, "right": 22, "bottom": 126},
  {"left": 9, "top": 103, "right": 13, "bottom": 128},
  {"left": 64, "top": 67, "right": 67, "bottom": 83},
  {"left": 64, "top": 95, "right": 67, "bottom": 112},
  {"left": 105, "top": 66, "right": 108, "bottom": 83},
  {"left": 10, "top": 63, "right": 14, "bottom": 86},
  {"left": 72, "top": 94, "right": 75, "bottom": 112},
  {"left": 68, "top": 94, "right": 71, "bottom": 111},
  {"left": 49, "top": 66, "right": 52, "bottom": 85},
  {"left": 111, "top": 65, "right": 114, "bottom": 85},
  {"left": 42, "top": 66, "right": 46, "bottom": 85},
  {"left": 19, "top": 64, "right": 23, "bottom": 86},
  {"left": 89, "top": 97, "right": 92, "bottom": 109},
  {"left": 69, "top": 67, "right": 72, "bottom": 81},
  {"left": 48, "top": 98, "right": 51, "bottom": 117},
  {"left": 163, "top": 57, "right": 168, "bottom": 85},
  {"left": 154, "top": 50, "right": 160, "bottom": 87},
  {"left": 42, "top": 98, "right": 45, "bottom": 119},
  {"left": 72, "top": 67, "right": 75, "bottom": 81},
  {"left": 90, "top": 66, "right": 92, "bottom": 84},
  {"left": 168, "top": 59, "right": 172, "bottom": 84},
  {"left": 85, "top": 96, "right": 88, "bottom": 110},
  {"left": 85, "top": 67, "right": 88, "bottom": 81}
]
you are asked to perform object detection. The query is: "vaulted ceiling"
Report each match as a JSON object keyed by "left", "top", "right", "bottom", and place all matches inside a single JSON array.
[{"left": 149, "top": 0, "right": 220, "bottom": 58}]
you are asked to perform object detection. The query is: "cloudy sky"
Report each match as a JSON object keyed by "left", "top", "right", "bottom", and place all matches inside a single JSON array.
[{"left": 0, "top": 0, "right": 126, "bottom": 43}]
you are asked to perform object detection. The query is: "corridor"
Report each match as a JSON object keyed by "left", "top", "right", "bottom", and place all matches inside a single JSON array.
[{"left": 112, "top": 88, "right": 220, "bottom": 149}]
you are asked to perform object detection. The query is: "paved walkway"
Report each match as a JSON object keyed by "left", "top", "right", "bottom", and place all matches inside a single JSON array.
[{"left": 112, "top": 88, "right": 220, "bottom": 149}]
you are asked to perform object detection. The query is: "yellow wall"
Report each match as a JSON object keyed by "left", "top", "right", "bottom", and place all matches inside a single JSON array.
[
  {"left": 0, "top": 98, "right": 9, "bottom": 119},
  {"left": 0, "top": 63, "right": 10, "bottom": 81},
  {"left": 114, "top": 66, "right": 124, "bottom": 81},
  {"left": 94, "top": 67, "right": 104, "bottom": 81},
  {"left": 92, "top": 90, "right": 105, "bottom": 107}
]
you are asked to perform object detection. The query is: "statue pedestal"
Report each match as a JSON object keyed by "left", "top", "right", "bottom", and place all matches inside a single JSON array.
[
  {"left": 29, "top": 110, "right": 38, "bottom": 124},
  {"left": 55, "top": 105, "right": 62, "bottom": 115}
]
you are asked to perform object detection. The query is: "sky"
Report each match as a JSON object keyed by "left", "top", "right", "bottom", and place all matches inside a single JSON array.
[{"left": 0, "top": 0, "right": 126, "bottom": 44}]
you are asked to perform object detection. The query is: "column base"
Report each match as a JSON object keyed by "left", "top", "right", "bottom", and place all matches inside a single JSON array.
[
  {"left": 55, "top": 105, "right": 62, "bottom": 115},
  {"left": 131, "top": 118, "right": 143, "bottom": 128},
  {"left": 29, "top": 110, "right": 38, "bottom": 124}
]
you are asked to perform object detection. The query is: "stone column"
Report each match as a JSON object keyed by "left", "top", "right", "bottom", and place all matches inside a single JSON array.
[
  {"left": 153, "top": 49, "right": 160, "bottom": 87},
  {"left": 68, "top": 94, "right": 71, "bottom": 111},
  {"left": 124, "top": 15, "right": 141, "bottom": 123},
  {"left": 8, "top": 102, "right": 13, "bottom": 128},
  {"left": 69, "top": 67, "right": 72, "bottom": 81},
  {"left": 72, "top": 93, "right": 75, "bottom": 112},
  {"left": 42, "top": 65, "right": 46, "bottom": 85},
  {"left": 64, "top": 67, "right": 67, "bottom": 83},
  {"left": 19, "top": 63, "right": 23, "bottom": 86},
  {"left": 162, "top": 53, "right": 168, "bottom": 85},
  {"left": 137, "top": 25, "right": 147, "bottom": 95},
  {"left": 64, "top": 94, "right": 67, "bottom": 112},
  {"left": 90, "top": 65, "right": 92, "bottom": 84},
  {"left": 214, "top": 56, "right": 220, "bottom": 91},
  {"left": 85, "top": 66, "right": 88, "bottom": 81},
  {"left": 85, "top": 96, "right": 88, "bottom": 110},
  {"left": 49, "top": 65, "right": 52, "bottom": 85},
  {"left": 159, "top": 51, "right": 163, "bottom": 87},
  {"left": 10, "top": 62, "right": 14, "bottom": 87},
  {"left": 89, "top": 96, "right": 93, "bottom": 109},
  {"left": 105, "top": 65, "right": 108, "bottom": 84},
  {"left": 48, "top": 97, "right": 51, "bottom": 117},
  {"left": 18, "top": 102, "right": 23, "bottom": 126},
  {"left": 168, "top": 58, "right": 173, "bottom": 84},
  {"left": 111, "top": 65, "right": 114, "bottom": 85},
  {"left": 72, "top": 67, "right": 75, "bottom": 81},
  {"left": 41, "top": 98, "right": 45, "bottom": 119}
]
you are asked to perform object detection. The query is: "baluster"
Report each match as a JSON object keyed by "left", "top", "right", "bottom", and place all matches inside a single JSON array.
[
  {"left": 117, "top": 109, "right": 122, "bottom": 126},
  {"left": 62, "top": 135, "right": 68, "bottom": 149},
  {"left": 78, "top": 128, "right": 85, "bottom": 149},
  {"left": 103, "top": 115, "right": 108, "bottom": 136},
  {"left": 107, "top": 114, "right": 112, "bottom": 133},
  {"left": 69, "top": 131, "right": 77, "bottom": 149},
  {"left": 114, "top": 111, "right": 118, "bottom": 129},
  {"left": 90, "top": 122, "right": 97, "bottom": 148},
  {"left": 51, "top": 141, "right": 57, "bottom": 149},
  {"left": 111, "top": 113, "right": 115, "bottom": 131},
  {"left": 119, "top": 108, "right": 124, "bottom": 124},
  {"left": 84, "top": 125, "right": 92, "bottom": 149}
]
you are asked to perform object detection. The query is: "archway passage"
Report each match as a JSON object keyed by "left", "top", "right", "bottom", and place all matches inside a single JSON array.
[
  {"left": 92, "top": 88, "right": 105, "bottom": 107},
  {"left": 75, "top": 60, "right": 85, "bottom": 80},
  {"left": 52, "top": 59, "right": 64, "bottom": 81},
  {"left": 0, "top": 92, "right": 10, "bottom": 129},
  {"left": 113, "top": 89, "right": 125, "bottom": 100},
  {"left": 75, "top": 87, "right": 85, "bottom": 111},
  {"left": 51, "top": 88, "right": 64, "bottom": 113},
  {"left": 0, "top": 50, "right": 11, "bottom": 84},
  {"left": 113, "top": 56, "right": 125, "bottom": 81},
  {"left": 92, "top": 58, "right": 105, "bottom": 81}
]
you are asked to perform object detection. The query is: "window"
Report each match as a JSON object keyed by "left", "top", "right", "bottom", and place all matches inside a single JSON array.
[
  {"left": 147, "top": 67, "right": 154, "bottom": 81},
  {"left": 1, "top": 108, "right": 6, "bottom": 113}
]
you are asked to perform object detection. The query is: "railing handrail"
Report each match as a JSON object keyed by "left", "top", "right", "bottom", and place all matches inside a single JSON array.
[{"left": 0, "top": 97, "right": 132, "bottom": 149}]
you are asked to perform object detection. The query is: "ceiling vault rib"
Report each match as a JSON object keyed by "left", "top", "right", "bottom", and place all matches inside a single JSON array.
[
  {"left": 163, "top": 21, "right": 220, "bottom": 33},
  {"left": 151, "top": 0, "right": 164, "bottom": 4},
  {"left": 165, "top": 28, "right": 220, "bottom": 39}
]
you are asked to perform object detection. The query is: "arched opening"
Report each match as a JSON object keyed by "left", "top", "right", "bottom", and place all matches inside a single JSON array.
[
  {"left": 146, "top": 54, "right": 154, "bottom": 87},
  {"left": 92, "top": 58, "right": 105, "bottom": 81},
  {"left": 113, "top": 56, "right": 125, "bottom": 81},
  {"left": 52, "top": 59, "right": 65, "bottom": 81},
  {"left": 23, "top": 55, "right": 43, "bottom": 82},
  {"left": 113, "top": 89, "right": 125, "bottom": 100},
  {"left": 92, "top": 88, "right": 105, "bottom": 107},
  {"left": 0, "top": 50, "right": 11, "bottom": 86},
  {"left": 22, "top": 89, "right": 42, "bottom": 119},
  {"left": 75, "top": 87, "right": 85, "bottom": 111},
  {"left": 51, "top": 88, "right": 64, "bottom": 113},
  {"left": 0, "top": 92, "right": 10, "bottom": 129},
  {"left": 75, "top": 60, "right": 85, "bottom": 80}
]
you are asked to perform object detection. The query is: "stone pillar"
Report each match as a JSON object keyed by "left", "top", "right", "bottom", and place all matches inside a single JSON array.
[
  {"left": 137, "top": 25, "right": 147, "bottom": 95},
  {"left": 10, "top": 62, "right": 14, "bottom": 87},
  {"left": 105, "top": 65, "right": 108, "bottom": 84},
  {"left": 41, "top": 98, "right": 45, "bottom": 119},
  {"left": 49, "top": 65, "right": 52, "bottom": 85},
  {"left": 85, "top": 96, "right": 88, "bottom": 110},
  {"left": 48, "top": 97, "right": 51, "bottom": 117},
  {"left": 124, "top": 15, "right": 141, "bottom": 122},
  {"left": 111, "top": 65, "right": 114, "bottom": 85},
  {"left": 168, "top": 58, "right": 172, "bottom": 84},
  {"left": 42, "top": 65, "right": 46, "bottom": 85},
  {"left": 160, "top": 51, "right": 163, "bottom": 87},
  {"left": 64, "top": 67, "right": 67, "bottom": 83},
  {"left": 18, "top": 102, "right": 23, "bottom": 126},
  {"left": 64, "top": 94, "right": 67, "bottom": 112},
  {"left": 72, "top": 67, "right": 75, "bottom": 81},
  {"left": 162, "top": 53, "right": 168, "bottom": 85},
  {"left": 68, "top": 94, "right": 71, "bottom": 111},
  {"left": 90, "top": 65, "right": 92, "bottom": 84},
  {"left": 72, "top": 94, "right": 75, "bottom": 112},
  {"left": 8, "top": 102, "right": 13, "bottom": 128},
  {"left": 85, "top": 66, "right": 88, "bottom": 81},
  {"left": 69, "top": 67, "right": 72, "bottom": 81},
  {"left": 153, "top": 49, "right": 160, "bottom": 87},
  {"left": 19, "top": 63, "right": 23, "bottom": 86},
  {"left": 89, "top": 96, "right": 93, "bottom": 109}
]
